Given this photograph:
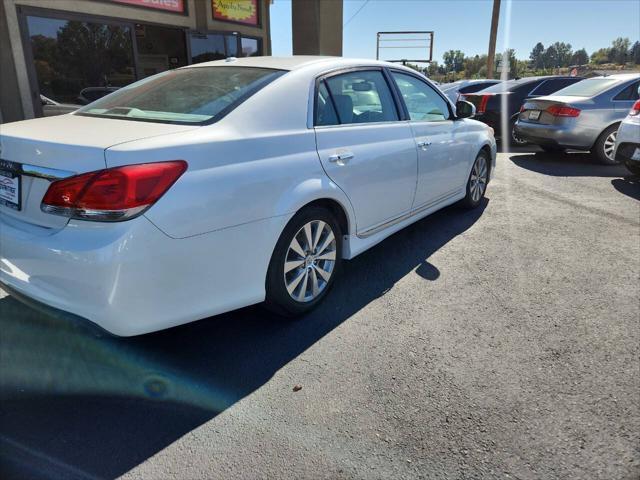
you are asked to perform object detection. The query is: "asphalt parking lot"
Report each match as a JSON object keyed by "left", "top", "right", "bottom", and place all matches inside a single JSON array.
[{"left": 1, "top": 148, "right": 639, "bottom": 480}]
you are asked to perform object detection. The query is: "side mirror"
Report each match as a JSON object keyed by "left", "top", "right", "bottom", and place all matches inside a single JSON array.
[{"left": 456, "top": 100, "right": 475, "bottom": 119}]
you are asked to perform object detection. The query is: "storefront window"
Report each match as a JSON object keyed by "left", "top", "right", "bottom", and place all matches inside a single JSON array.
[
  {"left": 190, "top": 33, "right": 237, "bottom": 63},
  {"left": 134, "top": 24, "right": 188, "bottom": 78},
  {"left": 26, "top": 15, "right": 136, "bottom": 109},
  {"left": 241, "top": 37, "right": 260, "bottom": 57}
]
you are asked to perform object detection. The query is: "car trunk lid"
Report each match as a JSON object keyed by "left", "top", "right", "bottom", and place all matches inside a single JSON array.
[
  {"left": 0, "top": 114, "right": 196, "bottom": 230},
  {"left": 519, "top": 96, "right": 588, "bottom": 125}
]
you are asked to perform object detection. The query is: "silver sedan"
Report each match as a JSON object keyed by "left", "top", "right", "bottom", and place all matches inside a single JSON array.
[{"left": 514, "top": 74, "right": 640, "bottom": 164}]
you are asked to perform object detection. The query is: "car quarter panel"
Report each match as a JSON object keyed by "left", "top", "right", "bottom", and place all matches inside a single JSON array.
[{"left": 104, "top": 67, "right": 359, "bottom": 240}]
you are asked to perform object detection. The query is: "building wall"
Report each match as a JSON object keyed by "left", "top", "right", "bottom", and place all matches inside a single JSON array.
[{"left": 0, "top": 0, "right": 271, "bottom": 123}]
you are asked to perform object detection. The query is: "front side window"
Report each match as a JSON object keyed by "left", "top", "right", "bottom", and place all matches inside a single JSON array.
[
  {"left": 77, "top": 66, "right": 283, "bottom": 124},
  {"left": 318, "top": 70, "right": 399, "bottom": 125},
  {"left": 391, "top": 72, "right": 450, "bottom": 122}
]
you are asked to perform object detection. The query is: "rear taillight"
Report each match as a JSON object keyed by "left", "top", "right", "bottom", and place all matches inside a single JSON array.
[
  {"left": 546, "top": 104, "right": 581, "bottom": 117},
  {"left": 519, "top": 105, "right": 526, "bottom": 113},
  {"left": 477, "top": 94, "right": 493, "bottom": 114},
  {"left": 41, "top": 161, "right": 187, "bottom": 221},
  {"left": 629, "top": 100, "right": 640, "bottom": 116}
]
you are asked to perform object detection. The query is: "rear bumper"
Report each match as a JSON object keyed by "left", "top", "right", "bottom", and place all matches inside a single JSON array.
[
  {"left": 0, "top": 212, "right": 290, "bottom": 336},
  {"left": 514, "top": 120, "right": 595, "bottom": 150},
  {"left": 615, "top": 120, "right": 640, "bottom": 164}
]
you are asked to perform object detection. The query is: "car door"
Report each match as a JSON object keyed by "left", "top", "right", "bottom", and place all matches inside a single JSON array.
[
  {"left": 388, "top": 70, "right": 470, "bottom": 207},
  {"left": 314, "top": 69, "right": 418, "bottom": 234}
]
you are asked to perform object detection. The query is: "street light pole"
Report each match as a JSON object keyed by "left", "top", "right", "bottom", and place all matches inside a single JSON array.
[{"left": 486, "top": 0, "right": 501, "bottom": 79}]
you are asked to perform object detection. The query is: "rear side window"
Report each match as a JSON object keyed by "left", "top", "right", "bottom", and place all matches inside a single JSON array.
[
  {"left": 391, "top": 71, "right": 450, "bottom": 121},
  {"left": 316, "top": 70, "right": 399, "bottom": 126},
  {"left": 614, "top": 81, "right": 640, "bottom": 101},
  {"left": 529, "top": 78, "right": 580, "bottom": 96},
  {"left": 77, "top": 67, "right": 284, "bottom": 124}
]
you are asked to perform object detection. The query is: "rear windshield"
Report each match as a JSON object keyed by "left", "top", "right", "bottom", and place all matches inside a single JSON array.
[
  {"left": 76, "top": 67, "right": 284, "bottom": 124},
  {"left": 551, "top": 78, "right": 620, "bottom": 97},
  {"left": 479, "top": 79, "right": 539, "bottom": 93}
]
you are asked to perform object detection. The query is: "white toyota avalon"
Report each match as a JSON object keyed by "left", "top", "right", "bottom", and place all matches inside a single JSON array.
[{"left": 0, "top": 56, "right": 496, "bottom": 336}]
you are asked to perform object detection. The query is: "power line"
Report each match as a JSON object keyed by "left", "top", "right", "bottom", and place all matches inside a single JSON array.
[{"left": 344, "top": 0, "right": 371, "bottom": 28}]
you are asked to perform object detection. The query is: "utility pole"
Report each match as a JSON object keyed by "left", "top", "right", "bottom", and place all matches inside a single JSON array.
[{"left": 486, "top": 0, "right": 501, "bottom": 79}]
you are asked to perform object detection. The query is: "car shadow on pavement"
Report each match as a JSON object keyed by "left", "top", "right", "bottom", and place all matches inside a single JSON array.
[
  {"left": 509, "top": 151, "right": 630, "bottom": 178},
  {"left": 0, "top": 199, "right": 487, "bottom": 480},
  {"left": 611, "top": 175, "right": 640, "bottom": 200}
]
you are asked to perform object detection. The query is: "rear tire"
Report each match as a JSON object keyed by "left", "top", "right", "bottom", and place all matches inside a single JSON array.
[
  {"left": 461, "top": 150, "right": 490, "bottom": 209},
  {"left": 511, "top": 120, "right": 529, "bottom": 146},
  {"left": 592, "top": 124, "right": 620, "bottom": 165},
  {"left": 265, "top": 206, "right": 342, "bottom": 317}
]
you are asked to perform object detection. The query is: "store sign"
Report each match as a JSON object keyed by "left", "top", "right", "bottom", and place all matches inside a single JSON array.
[
  {"left": 112, "top": 0, "right": 185, "bottom": 14},
  {"left": 212, "top": 0, "right": 259, "bottom": 26}
]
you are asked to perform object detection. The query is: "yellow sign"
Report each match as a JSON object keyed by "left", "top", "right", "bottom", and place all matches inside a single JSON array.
[{"left": 212, "top": 0, "right": 258, "bottom": 26}]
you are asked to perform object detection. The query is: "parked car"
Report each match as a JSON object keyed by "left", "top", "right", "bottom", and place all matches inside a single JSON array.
[
  {"left": 76, "top": 86, "right": 120, "bottom": 105},
  {"left": 0, "top": 57, "right": 496, "bottom": 336},
  {"left": 462, "top": 76, "right": 583, "bottom": 145},
  {"left": 40, "top": 95, "right": 79, "bottom": 117},
  {"left": 614, "top": 95, "right": 640, "bottom": 175},
  {"left": 515, "top": 74, "right": 640, "bottom": 163},
  {"left": 439, "top": 79, "right": 501, "bottom": 103}
]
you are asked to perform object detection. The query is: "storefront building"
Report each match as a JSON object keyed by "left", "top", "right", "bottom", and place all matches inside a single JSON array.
[{"left": 0, "top": 0, "right": 272, "bottom": 122}]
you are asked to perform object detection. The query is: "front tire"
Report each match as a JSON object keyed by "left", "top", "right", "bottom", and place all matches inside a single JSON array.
[
  {"left": 265, "top": 206, "right": 342, "bottom": 317},
  {"left": 592, "top": 124, "right": 620, "bottom": 165},
  {"left": 461, "top": 150, "right": 490, "bottom": 209}
]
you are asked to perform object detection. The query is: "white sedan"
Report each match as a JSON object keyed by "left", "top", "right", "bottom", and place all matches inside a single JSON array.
[{"left": 0, "top": 57, "right": 496, "bottom": 336}]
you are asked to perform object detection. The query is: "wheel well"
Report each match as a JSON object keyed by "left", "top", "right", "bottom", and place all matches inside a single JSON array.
[
  {"left": 302, "top": 199, "right": 350, "bottom": 236},
  {"left": 591, "top": 122, "right": 621, "bottom": 149}
]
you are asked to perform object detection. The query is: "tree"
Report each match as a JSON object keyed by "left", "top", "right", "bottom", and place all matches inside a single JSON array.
[
  {"left": 529, "top": 42, "right": 545, "bottom": 69},
  {"left": 549, "top": 42, "right": 573, "bottom": 67},
  {"left": 494, "top": 49, "right": 518, "bottom": 78},
  {"left": 631, "top": 41, "right": 640, "bottom": 64},
  {"left": 610, "top": 37, "right": 630, "bottom": 64},
  {"left": 442, "top": 50, "right": 465, "bottom": 73},
  {"left": 543, "top": 45, "right": 559, "bottom": 69},
  {"left": 570, "top": 48, "right": 589, "bottom": 66},
  {"left": 590, "top": 48, "right": 610, "bottom": 64}
]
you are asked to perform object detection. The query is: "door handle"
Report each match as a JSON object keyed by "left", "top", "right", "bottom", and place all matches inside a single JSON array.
[
  {"left": 416, "top": 140, "right": 432, "bottom": 149},
  {"left": 328, "top": 151, "right": 354, "bottom": 164}
]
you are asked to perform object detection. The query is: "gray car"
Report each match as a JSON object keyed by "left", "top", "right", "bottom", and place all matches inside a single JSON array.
[{"left": 514, "top": 73, "right": 640, "bottom": 163}]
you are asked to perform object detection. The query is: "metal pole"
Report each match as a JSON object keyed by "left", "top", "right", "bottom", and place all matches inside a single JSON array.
[{"left": 486, "top": 0, "right": 501, "bottom": 79}]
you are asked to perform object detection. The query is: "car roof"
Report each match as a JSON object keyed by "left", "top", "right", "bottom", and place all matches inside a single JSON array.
[
  {"left": 586, "top": 73, "right": 640, "bottom": 81},
  {"left": 186, "top": 55, "right": 406, "bottom": 71}
]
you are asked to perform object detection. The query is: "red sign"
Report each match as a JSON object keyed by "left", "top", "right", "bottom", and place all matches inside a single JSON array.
[
  {"left": 212, "top": 0, "right": 259, "bottom": 26},
  {"left": 112, "top": 0, "right": 185, "bottom": 14}
]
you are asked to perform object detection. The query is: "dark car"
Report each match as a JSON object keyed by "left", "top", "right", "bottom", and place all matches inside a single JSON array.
[{"left": 462, "top": 76, "right": 583, "bottom": 145}]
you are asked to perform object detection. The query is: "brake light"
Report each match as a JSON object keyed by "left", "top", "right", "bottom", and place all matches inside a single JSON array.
[
  {"left": 41, "top": 161, "right": 187, "bottom": 221},
  {"left": 629, "top": 99, "right": 640, "bottom": 116},
  {"left": 546, "top": 104, "right": 581, "bottom": 117},
  {"left": 477, "top": 94, "right": 493, "bottom": 114},
  {"left": 519, "top": 105, "right": 526, "bottom": 113}
]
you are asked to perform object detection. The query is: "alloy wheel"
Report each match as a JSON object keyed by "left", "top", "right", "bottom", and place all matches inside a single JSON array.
[
  {"left": 284, "top": 220, "right": 336, "bottom": 302},
  {"left": 511, "top": 125, "right": 528, "bottom": 145},
  {"left": 469, "top": 154, "right": 488, "bottom": 203},
  {"left": 603, "top": 130, "right": 617, "bottom": 162}
]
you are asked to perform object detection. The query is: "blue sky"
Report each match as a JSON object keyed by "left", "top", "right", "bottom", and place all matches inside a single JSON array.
[{"left": 270, "top": 0, "right": 640, "bottom": 64}]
